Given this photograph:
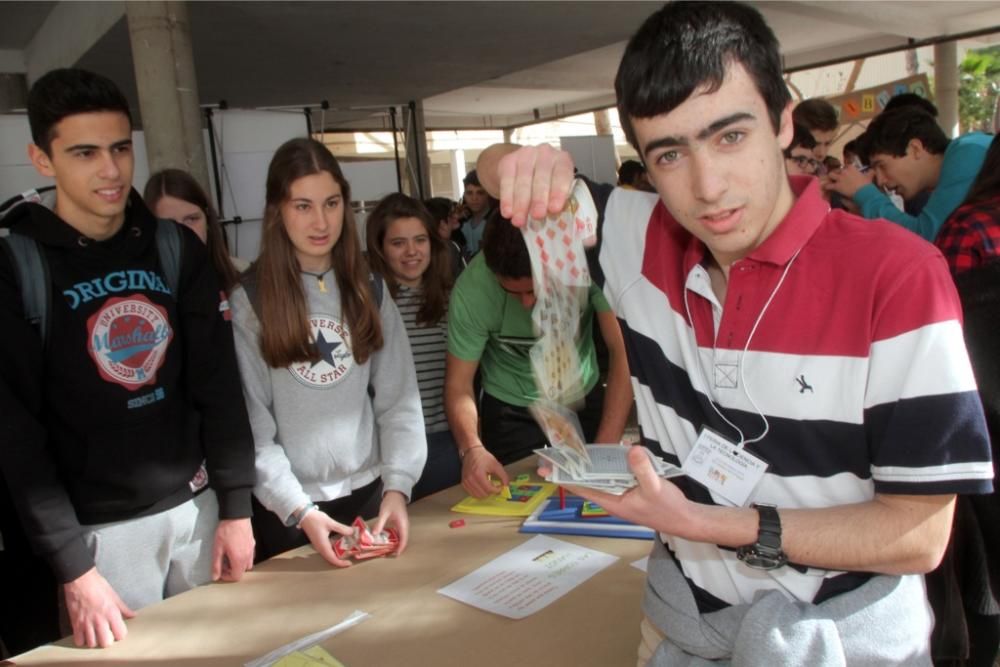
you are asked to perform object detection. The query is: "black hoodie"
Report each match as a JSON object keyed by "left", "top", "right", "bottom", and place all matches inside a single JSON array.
[{"left": 0, "top": 190, "right": 255, "bottom": 583}]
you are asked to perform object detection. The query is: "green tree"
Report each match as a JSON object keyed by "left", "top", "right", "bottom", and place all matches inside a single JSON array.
[{"left": 959, "top": 45, "right": 1000, "bottom": 134}]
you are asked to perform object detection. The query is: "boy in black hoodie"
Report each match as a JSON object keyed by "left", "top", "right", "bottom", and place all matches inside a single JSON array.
[{"left": 0, "top": 68, "right": 255, "bottom": 650}]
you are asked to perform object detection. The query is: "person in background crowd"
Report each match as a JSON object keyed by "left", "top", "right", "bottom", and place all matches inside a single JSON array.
[
  {"left": 423, "top": 196, "right": 467, "bottom": 280},
  {"left": 230, "top": 138, "right": 426, "bottom": 566},
  {"left": 446, "top": 211, "right": 632, "bottom": 499},
  {"left": 792, "top": 97, "right": 838, "bottom": 162},
  {"left": 880, "top": 93, "right": 939, "bottom": 216},
  {"left": 367, "top": 193, "right": 462, "bottom": 500},
  {"left": 458, "top": 169, "right": 495, "bottom": 257},
  {"left": 144, "top": 168, "right": 247, "bottom": 293},
  {"left": 935, "top": 132, "right": 1000, "bottom": 275},
  {"left": 618, "top": 159, "right": 653, "bottom": 191},
  {"left": 825, "top": 107, "right": 991, "bottom": 241},
  {"left": 784, "top": 123, "right": 820, "bottom": 177}
]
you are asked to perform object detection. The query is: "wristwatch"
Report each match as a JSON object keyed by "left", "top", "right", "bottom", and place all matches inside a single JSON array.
[{"left": 736, "top": 503, "right": 788, "bottom": 570}]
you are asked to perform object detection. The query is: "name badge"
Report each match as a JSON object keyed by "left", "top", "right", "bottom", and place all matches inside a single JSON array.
[{"left": 682, "top": 428, "right": 768, "bottom": 507}]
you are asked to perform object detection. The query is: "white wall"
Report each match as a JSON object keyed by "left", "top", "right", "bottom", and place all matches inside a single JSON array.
[{"left": 560, "top": 135, "right": 617, "bottom": 185}]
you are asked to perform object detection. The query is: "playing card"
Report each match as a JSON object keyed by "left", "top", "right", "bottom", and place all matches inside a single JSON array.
[
  {"left": 530, "top": 401, "right": 589, "bottom": 464},
  {"left": 332, "top": 517, "right": 399, "bottom": 561},
  {"left": 538, "top": 445, "right": 686, "bottom": 495}
]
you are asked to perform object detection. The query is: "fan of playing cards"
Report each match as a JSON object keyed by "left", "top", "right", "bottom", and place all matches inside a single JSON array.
[
  {"left": 332, "top": 517, "right": 400, "bottom": 561},
  {"left": 531, "top": 401, "right": 684, "bottom": 495}
]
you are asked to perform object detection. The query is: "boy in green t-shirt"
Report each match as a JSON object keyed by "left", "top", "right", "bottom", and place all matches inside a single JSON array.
[{"left": 444, "top": 213, "right": 632, "bottom": 498}]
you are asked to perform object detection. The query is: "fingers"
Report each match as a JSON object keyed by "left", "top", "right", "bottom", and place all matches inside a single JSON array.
[
  {"left": 395, "top": 512, "right": 410, "bottom": 555},
  {"left": 211, "top": 539, "right": 224, "bottom": 581},
  {"left": 314, "top": 533, "right": 352, "bottom": 569},
  {"left": 628, "top": 445, "right": 662, "bottom": 493},
  {"left": 499, "top": 144, "right": 574, "bottom": 227},
  {"left": 113, "top": 590, "right": 136, "bottom": 619},
  {"left": 548, "top": 151, "right": 575, "bottom": 215},
  {"left": 108, "top": 608, "right": 130, "bottom": 644}
]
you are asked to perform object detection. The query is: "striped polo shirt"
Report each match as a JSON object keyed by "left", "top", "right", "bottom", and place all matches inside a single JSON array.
[
  {"left": 393, "top": 285, "right": 450, "bottom": 433},
  {"left": 598, "top": 176, "right": 993, "bottom": 608}
]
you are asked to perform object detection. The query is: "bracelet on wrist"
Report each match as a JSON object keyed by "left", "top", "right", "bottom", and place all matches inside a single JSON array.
[
  {"left": 459, "top": 445, "right": 485, "bottom": 460},
  {"left": 294, "top": 502, "right": 318, "bottom": 529}
]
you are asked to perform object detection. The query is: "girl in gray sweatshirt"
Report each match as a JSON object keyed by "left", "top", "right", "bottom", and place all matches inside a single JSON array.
[{"left": 231, "top": 138, "right": 427, "bottom": 565}]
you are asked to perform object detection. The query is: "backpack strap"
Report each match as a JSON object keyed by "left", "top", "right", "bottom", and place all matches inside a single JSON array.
[
  {"left": 0, "top": 232, "right": 51, "bottom": 345},
  {"left": 368, "top": 272, "right": 383, "bottom": 308},
  {"left": 154, "top": 218, "right": 183, "bottom": 296}
]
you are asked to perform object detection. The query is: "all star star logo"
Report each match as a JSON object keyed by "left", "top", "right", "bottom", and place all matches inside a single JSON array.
[{"left": 290, "top": 315, "right": 354, "bottom": 388}]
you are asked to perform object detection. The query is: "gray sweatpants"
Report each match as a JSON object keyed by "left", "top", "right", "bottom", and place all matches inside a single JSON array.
[{"left": 80, "top": 490, "right": 219, "bottom": 611}]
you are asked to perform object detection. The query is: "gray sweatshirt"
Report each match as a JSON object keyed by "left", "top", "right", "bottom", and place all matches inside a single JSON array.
[{"left": 230, "top": 273, "right": 427, "bottom": 524}]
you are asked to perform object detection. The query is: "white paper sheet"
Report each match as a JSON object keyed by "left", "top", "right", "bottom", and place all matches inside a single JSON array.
[{"left": 437, "top": 535, "right": 618, "bottom": 619}]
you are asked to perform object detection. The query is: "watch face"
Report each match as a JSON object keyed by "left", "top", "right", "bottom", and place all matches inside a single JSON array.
[{"left": 737, "top": 546, "right": 787, "bottom": 570}]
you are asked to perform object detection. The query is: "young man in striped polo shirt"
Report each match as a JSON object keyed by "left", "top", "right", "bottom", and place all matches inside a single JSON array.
[{"left": 478, "top": 2, "right": 992, "bottom": 663}]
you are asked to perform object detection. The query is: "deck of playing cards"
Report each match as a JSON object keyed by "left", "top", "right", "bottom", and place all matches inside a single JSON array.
[
  {"left": 536, "top": 444, "right": 685, "bottom": 495},
  {"left": 331, "top": 517, "right": 400, "bottom": 561},
  {"left": 531, "top": 401, "right": 683, "bottom": 495}
]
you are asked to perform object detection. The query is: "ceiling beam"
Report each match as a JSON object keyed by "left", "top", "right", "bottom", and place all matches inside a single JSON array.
[{"left": 23, "top": 1, "right": 124, "bottom": 84}]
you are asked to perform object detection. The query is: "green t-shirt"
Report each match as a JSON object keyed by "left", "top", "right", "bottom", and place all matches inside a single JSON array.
[{"left": 447, "top": 254, "right": 609, "bottom": 407}]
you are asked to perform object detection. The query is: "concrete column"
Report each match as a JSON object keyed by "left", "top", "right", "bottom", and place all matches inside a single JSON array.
[
  {"left": 502, "top": 127, "right": 514, "bottom": 143},
  {"left": 126, "top": 1, "right": 210, "bottom": 192},
  {"left": 451, "top": 148, "right": 466, "bottom": 200},
  {"left": 934, "top": 41, "right": 959, "bottom": 138},
  {"left": 404, "top": 100, "right": 431, "bottom": 198}
]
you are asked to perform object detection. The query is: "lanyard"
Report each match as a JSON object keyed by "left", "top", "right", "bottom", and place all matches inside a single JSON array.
[{"left": 683, "top": 248, "right": 802, "bottom": 448}]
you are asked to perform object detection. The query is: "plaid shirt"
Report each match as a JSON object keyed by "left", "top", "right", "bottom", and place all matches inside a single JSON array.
[{"left": 934, "top": 196, "right": 1000, "bottom": 275}]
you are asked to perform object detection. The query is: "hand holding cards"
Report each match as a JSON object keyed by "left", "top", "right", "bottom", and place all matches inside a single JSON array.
[
  {"left": 331, "top": 517, "right": 400, "bottom": 561},
  {"left": 537, "top": 444, "right": 684, "bottom": 495}
]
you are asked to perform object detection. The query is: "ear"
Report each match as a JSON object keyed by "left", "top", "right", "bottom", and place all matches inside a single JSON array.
[
  {"left": 27, "top": 143, "right": 56, "bottom": 178},
  {"left": 777, "top": 101, "right": 795, "bottom": 151},
  {"left": 907, "top": 138, "right": 926, "bottom": 159}
]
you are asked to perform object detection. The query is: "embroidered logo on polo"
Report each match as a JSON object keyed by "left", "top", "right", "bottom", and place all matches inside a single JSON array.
[
  {"left": 87, "top": 295, "right": 173, "bottom": 390},
  {"left": 290, "top": 315, "right": 354, "bottom": 388}
]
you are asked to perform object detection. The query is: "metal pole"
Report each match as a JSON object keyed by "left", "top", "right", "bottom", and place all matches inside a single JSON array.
[
  {"left": 408, "top": 101, "right": 425, "bottom": 199},
  {"left": 389, "top": 106, "right": 403, "bottom": 193},
  {"left": 204, "top": 107, "right": 224, "bottom": 217}
]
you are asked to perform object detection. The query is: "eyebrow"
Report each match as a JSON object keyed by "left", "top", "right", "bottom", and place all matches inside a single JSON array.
[
  {"left": 642, "top": 112, "right": 756, "bottom": 159},
  {"left": 63, "top": 138, "right": 133, "bottom": 154}
]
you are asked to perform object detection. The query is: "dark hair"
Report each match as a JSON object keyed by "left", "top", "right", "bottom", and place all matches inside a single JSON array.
[
  {"left": 617, "top": 160, "right": 646, "bottom": 186},
  {"left": 144, "top": 169, "right": 241, "bottom": 293},
  {"left": 482, "top": 210, "right": 531, "bottom": 279},
  {"left": 366, "top": 193, "right": 452, "bottom": 326},
  {"left": 842, "top": 137, "right": 862, "bottom": 164},
  {"left": 883, "top": 93, "right": 938, "bottom": 118},
  {"left": 423, "top": 197, "right": 453, "bottom": 224},
  {"left": 27, "top": 68, "right": 132, "bottom": 155},
  {"left": 615, "top": 1, "right": 790, "bottom": 150},
  {"left": 862, "top": 108, "right": 949, "bottom": 158},
  {"left": 463, "top": 170, "right": 482, "bottom": 188},
  {"left": 960, "top": 133, "right": 1000, "bottom": 207},
  {"left": 792, "top": 98, "right": 838, "bottom": 132},
  {"left": 257, "top": 137, "right": 382, "bottom": 368},
  {"left": 784, "top": 123, "right": 817, "bottom": 156}
]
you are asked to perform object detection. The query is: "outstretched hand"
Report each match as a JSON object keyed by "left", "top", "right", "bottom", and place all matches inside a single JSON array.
[{"left": 545, "top": 446, "right": 692, "bottom": 536}]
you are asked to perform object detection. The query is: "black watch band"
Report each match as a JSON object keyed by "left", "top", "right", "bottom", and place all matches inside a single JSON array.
[{"left": 736, "top": 503, "right": 788, "bottom": 570}]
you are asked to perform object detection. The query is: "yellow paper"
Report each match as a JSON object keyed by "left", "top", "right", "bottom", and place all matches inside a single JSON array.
[
  {"left": 272, "top": 646, "right": 345, "bottom": 667},
  {"left": 451, "top": 482, "right": 556, "bottom": 516}
]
